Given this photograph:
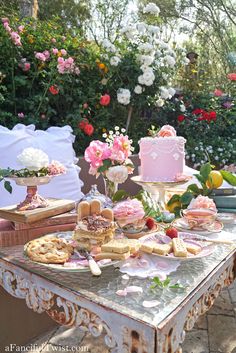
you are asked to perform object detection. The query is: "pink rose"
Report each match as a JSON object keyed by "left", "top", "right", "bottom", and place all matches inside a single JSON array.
[
  {"left": 18, "top": 25, "right": 24, "bottom": 33},
  {"left": 85, "top": 140, "right": 111, "bottom": 169},
  {"left": 51, "top": 38, "right": 56, "bottom": 43},
  {"left": 214, "top": 89, "right": 223, "bottom": 97},
  {"left": 111, "top": 135, "right": 131, "bottom": 162},
  {"left": 227, "top": 73, "right": 236, "bottom": 81},
  {"left": 188, "top": 195, "right": 217, "bottom": 211},
  {"left": 61, "top": 36, "right": 66, "bottom": 41},
  {"left": 18, "top": 112, "right": 24, "bottom": 118},
  {"left": 1, "top": 18, "right": 9, "bottom": 24},
  {"left": 4, "top": 24, "right": 11, "bottom": 33},
  {"left": 47, "top": 160, "right": 66, "bottom": 175},
  {"left": 35, "top": 52, "right": 46, "bottom": 61},
  {"left": 10, "top": 31, "right": 22, "bottom": 46},
  {"left": 52, "top": 48, "right": 59, "bottom": 55},
  {"left": 61, "top": 49, "right": 67, "bottom": 56},
  {"left": 43, "top": 50, "right": 50, "bottom": 60},
  {"left": 157, "top": 125, "right": 176, "bottom": 137},
  {"left": 100, "top": 94, "right": 110, "bottom": 106},
  {"left": 23, "top": 62, "right": 31, "bottom": 72}
]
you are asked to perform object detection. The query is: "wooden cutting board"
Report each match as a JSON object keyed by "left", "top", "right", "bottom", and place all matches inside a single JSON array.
[{"left": 0, "top": 198, "right": 75, "bottom": 224}]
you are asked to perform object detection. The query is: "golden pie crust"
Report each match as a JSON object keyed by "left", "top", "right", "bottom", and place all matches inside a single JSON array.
[{"left": 25, "top": 236, "right": 74, "bottom": 264}]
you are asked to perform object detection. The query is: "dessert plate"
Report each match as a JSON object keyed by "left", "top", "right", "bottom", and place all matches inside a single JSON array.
[
  {"left": 140, "top": 233, "right": 215, "bottom": 261},
  {"left": 172, "top": 218, "right": 223, "bottom": 235},
  {"left": 216, "top": 213, "right": 236, "bottom": 224},
  {"left": 24, "top": 232, "right": 119, "bottom": 272}
]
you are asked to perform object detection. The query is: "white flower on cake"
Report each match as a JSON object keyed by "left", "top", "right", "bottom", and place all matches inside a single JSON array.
[
  {"left": 17, "top": 147, "right": 49, "bottom": 171},
  {"left": 151, "top": 152, "right": 158, "bottom": 160},
  {"left": 143, "top": 2, "right": 160, "bottom": 15},
  {"left": 106, "top": 165, "right": 128, "bottom": 183},
  {"left": 117, "top": 88, "right": 131, "bottom": 105},
  {"left": 173, "top": 153, "right": 180, "bottom": 160}
]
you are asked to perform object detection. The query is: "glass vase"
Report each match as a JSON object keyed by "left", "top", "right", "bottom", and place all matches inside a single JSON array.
[{"left": 103, "top": 177, "right": 118, "bottom": 200}]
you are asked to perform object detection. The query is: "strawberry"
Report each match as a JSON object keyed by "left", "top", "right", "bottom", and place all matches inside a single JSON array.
[
  {"left": 165, "top": 226, "right": 178, "bottom": 239},
  {"left": 146, "top": 217, "right": 156, "bottom": 230}
]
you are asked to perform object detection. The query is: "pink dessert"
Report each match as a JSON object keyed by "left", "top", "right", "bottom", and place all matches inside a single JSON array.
[
  {"left": 113, "top": 199, "right": 145, "bottom": 227},
  {"left": 139, "top": 125, "right": 186, "bottom": 182}
]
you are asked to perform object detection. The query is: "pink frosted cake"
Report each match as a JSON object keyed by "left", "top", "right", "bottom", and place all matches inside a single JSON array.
[{"left": 139, "top": 125, "right": 186, "bottom": 182}]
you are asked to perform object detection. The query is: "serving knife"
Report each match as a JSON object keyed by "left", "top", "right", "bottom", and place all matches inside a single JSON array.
[{"left": 74, "top": 249, "right": 101, "bottom": 276}]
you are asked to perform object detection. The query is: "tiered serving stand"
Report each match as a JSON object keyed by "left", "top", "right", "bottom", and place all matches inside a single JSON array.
[{"left": 131, "top": 175, "right": 190, "bottom": 210}]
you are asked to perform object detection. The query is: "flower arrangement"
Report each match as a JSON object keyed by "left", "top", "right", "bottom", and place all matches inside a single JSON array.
[
  {"left": 0, "top": 147, "right": 66, "bottom": 193},
  {"left": 84, "top": 127, "right": 134, "bottom": 195}
]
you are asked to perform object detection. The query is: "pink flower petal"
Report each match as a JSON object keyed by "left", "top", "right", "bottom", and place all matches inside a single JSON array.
[
  {"left": 126, "top": 286, "right": 143, "bottom": 293},
  {"left": 116, "top": 289, "right": 127, "bottom": 296},
  {"left": 142, "top": 300, "right": 160, "bottom": 308},
  {"left": 122, "top": 274, "right": 130, "bottom": 280}
]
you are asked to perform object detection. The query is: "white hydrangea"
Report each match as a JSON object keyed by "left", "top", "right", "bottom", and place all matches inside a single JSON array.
[
  {"left": 120, "top": 25, "right": 136, "bottom": 40},
  {"left": 136, "top": 22, "right": 147, "bottom": 34},
  {"left": 110, "top": 56, "right": 121, "bottom": 66},
  {"left": 148, "top": 25, "right": 159, "bottom": 34},
  {"left": 102, "top": 39, "right": 116, "bottom": 53},
  {"left": 117, "top": 88, "right": 131, "bottom": 105},
  {"left": 138, "top": 67, "right": 155, "bottom": 86},
  {"left": 180, "top": 104, "right": 186, "bottom": 112},
  {"left": 168, "top": 87, "right": 176, "bottom": 97},
  {"left": 134, "top": 85, "right": 143, "bottom": 94},
  {"left": 162, "top": 72, "right": 168, "bottom": 80},
  {"left": 159, "top": 41, "right": 170, "bottom": 50},
  {"left": 160, "top": 87, "right": 170, "bottom": 99},
  {"left": 137, "top": 54, "right": 155, "bottom": 66},
  {"left": 164, "top": 55, "right": 176, "bottom": 67},
  {"left": 139, "top": 43, "right": 154, "bottom": 53},
  {"left": 143, "top": 2, "right": 160, "bottom": 15},
  {"left": 17, "top": 148, "right": 49, "bottom": 171},
  {"left": 156, "top": 98, "right": 164, "bottom": 107}
]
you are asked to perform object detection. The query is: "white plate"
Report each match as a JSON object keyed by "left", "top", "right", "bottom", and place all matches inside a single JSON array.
[
  {"left": 24, "top": 232, "right": 118, "bottom": 272},
  {"left": 217, "top": 213, "right": 236, "bottom": 224},
  {"left": 140, "top": 232, "right": 215, "bottom": 261},
  {"left": 172, "top": 218, "right": 223, "bottom": 235}
]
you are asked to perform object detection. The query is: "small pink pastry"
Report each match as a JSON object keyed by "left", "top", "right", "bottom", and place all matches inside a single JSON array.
[{"left": 113, "top": 199, "right": 145, "bottom": 227}]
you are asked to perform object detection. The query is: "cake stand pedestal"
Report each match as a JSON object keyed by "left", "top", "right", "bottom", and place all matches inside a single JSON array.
[
  {"left": 131, "top": 175, "right": 190, "bottom": 210},
  {"left": 9, "top": 176, "right": 53, "bottom": 211}
]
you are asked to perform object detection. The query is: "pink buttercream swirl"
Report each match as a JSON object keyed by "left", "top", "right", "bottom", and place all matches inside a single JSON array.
[
  {"left": 113, "top": 199, "right": 145, "bottom": 225},
  {"left": 188, "top": 195, "right": 217, "bottom": 211},
  {"left": 157, "top": 125, "right": 176, "bottom": 137}
]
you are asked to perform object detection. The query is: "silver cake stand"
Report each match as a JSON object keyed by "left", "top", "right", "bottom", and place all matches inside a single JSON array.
[{"left": 131, "top": 175, "right": 190, "bottom": 210}]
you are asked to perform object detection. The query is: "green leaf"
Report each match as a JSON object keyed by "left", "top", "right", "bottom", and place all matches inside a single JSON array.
[
  {"left": 112, "top": 189, "right": 128, "bottom": 202},
  {"left": 167, "top": 194, "right": 180, "bottom": 206},
  {"left": 4, "top": 180, "right": 12, "bottom": 194},
  {"left": 194, "top": 174, "right": 205, "bottom": 185},
  {"left": 220, "top": 170, "right": 236, "bottom": 186},
  {"left": 180, "top": 192, "right": 194, "bottom": 205},
  {"left": 187, "top": 184, "right": 200, "bottom": 195},
  {"left": 199, "top": 163, "right": 212, "bottom": 182}
]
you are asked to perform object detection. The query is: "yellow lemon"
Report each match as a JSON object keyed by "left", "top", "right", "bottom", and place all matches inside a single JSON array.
[
  {"left": 166, "top": 201, "right": 181, "bottom": 213},
  {"left": 206, "top": 171, "right": 223, "bottom": 189}
]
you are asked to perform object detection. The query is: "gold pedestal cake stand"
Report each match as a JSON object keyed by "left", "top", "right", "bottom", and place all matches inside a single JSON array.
[{"left": 131, "top": 175, "right": 190, "bottom": 210}]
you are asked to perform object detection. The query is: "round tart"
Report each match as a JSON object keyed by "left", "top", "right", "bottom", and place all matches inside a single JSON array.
[{"left": 25, "top": 236, "right": 74, "bottom": 264}]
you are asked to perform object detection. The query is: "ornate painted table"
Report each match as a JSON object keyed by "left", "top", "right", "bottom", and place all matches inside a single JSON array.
[{"left": 0, "top": 227, "right": 235, "bottom": 353}]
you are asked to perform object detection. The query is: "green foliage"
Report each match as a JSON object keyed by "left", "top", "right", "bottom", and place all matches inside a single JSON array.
[{"left": 150, "top": 276, "right": 185, "bottom": 290}]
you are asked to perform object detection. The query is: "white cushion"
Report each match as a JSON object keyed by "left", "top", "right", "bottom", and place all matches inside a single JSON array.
[{"left": 0, "top": 124, "right": 83, "bottom": 207}]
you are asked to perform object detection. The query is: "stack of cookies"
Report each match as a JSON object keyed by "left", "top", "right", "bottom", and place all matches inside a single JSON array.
[
  {"left": 73, "top": 199, "right": 116, "bottom": 250},
  {"left": 95, "top": 238, "right": 140, "bottom": 261},
  {"left": 140, "top": 238, "right": 202, "bottom": 257}
]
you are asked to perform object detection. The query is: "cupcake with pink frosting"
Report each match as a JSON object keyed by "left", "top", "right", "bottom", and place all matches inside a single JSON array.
[{"left": 113, "top": 199, "right": 145, "bottom": 230}]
